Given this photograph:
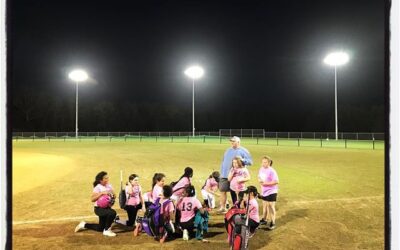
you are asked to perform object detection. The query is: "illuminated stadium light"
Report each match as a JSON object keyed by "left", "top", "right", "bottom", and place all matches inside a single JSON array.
[
  {"left": 184, "top": 66, "right": 204, "bottom": 79},
  {"left": 324, "top": 52, "right": 350, "bottom": 140},
  {"left": 184, "top": 65, "right": 204, "bottom": 137},
  {"left": 68, "top": 69, "right": 89, "bottom": 138},
  {"left": 68, "top": 69, "right": 88, "bottom": 82},
  {"left": 324, "top": 52, "right": 349, "bottom": 66}
]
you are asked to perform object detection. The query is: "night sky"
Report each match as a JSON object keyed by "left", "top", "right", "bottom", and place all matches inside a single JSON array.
[{"left": 9, "top": 0, "right": 387, "bottom": 132}]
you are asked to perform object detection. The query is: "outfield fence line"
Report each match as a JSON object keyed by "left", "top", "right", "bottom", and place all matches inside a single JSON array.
[
  {"left": 12, "top": 131, "right": 384, "bottom": 140},
  {"left": 12, "top": 134, "right": 384, "bottom": 150}
]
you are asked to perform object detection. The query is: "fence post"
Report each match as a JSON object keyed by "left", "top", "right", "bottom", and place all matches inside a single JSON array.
[
  {"left": 356, "top": 133, "right": 359, "bottom": 140},
  {"left": 171, "top": 136, "right": 173, "bottom": 143},
  {"left": 298, "top": 138, "right": 300, "bottom": 147},
  {"left": 109, "top": 136, "right": 111, "bottom": 142},
  {"left": 64, "top": 136, "right": 66, "bottom": 142},
  {"left": 220, "top": 137, "right": 222, "bottom": 144},
  {"left": 140, "top": 135, "right": 142, "bottom": 142},
  {"left": 124, "top": 136, "right": 127, "bottom": 142},
  {"left": 156, "top": 136, "right": 158, "bottom": 142},
  {"left": 256, "top": 137, "right": 259, "bottom": 145},
  {"left": 345, "top": 139, "right": 347, "bottom": 149},
  {"left": 276, "top": 137, "right": 279, "bottom": 146},
  {"left": 187, "top": 136, "right": 189, "bottom": 143},
  {"left": 313, "top": 132, "right": 315, "bottom": 139},
  {"left": 95, "top": 136, "right": 97, "bottom": 142},
  {"left": 276, "top": 132, "right": 278, "bottom": 139},
  {"left": 288, "top": 132, "right": 290, "bottom": 139},
  {"left": 373, "top": 139, "right": 375, "bottom": 150},
  {"left": 203, "top": 135, "right": 206, "bottom": 143},
  {"left": 320, "top": 138, "right": 322, "bottom": 148},
  {"left": 301, "top": 132, "right": 303, "bottom": 139}
]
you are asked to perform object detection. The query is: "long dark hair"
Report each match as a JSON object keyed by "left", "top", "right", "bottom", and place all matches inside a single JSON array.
[
  {"left": 152, "top": 173, "right": 166, "bottom": 189},
  {"left": 93, "top": 171, "right": 107, "bottom": 187},
  {"left": 178, "top": 167, "right": 193, "bottom": 182}
]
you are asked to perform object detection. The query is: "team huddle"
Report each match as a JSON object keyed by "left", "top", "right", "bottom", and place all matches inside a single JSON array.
[{"left": 74, "top": 136, "right": 279, "bottom": 248}]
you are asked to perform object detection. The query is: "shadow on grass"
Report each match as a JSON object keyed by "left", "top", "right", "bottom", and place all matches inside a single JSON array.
[
  {"left": 208, "top": 222, "right": 225, "bottom": 228},
  {"left": 259, "top": 208, "right": 308, "bottom": 231}
]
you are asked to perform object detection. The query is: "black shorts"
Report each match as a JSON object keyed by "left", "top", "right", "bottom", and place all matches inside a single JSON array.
[{"left": 260, "top": 193, "right": 277, "bottom": 202}]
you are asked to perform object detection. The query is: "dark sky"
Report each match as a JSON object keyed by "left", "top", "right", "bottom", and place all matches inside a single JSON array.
[{"left": 9, "top": 0, "right": 386, "bottom": 132}]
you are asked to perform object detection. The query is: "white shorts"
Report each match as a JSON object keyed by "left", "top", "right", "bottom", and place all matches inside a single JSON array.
[{"left": 201, "top": 189, "right": 216, "bottom": 208}]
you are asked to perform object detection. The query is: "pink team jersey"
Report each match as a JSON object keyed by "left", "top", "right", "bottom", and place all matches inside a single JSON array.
[
  {"left": 152, "top": 185, "right": 163, "bottom": 201},
  {"left": 160, "top": 198, "right": 175, "bottom": 221},
  {"left": 258, "top": 166, "right": 279, "bottom": 197},
  {"left": 248, "top": 198, "right": 260, "bottom": 222},
  {"left": 177, "top": 197, "right": 202, "bottom": 222},
  {"left": 230, "top": 168, "right": 250, "bottom": 192},
  {"left": 202, "top": 178, "right": 218, "bottom": 192},
  {"left": 93, "top": 183, "right": 113, "bottom": 207},
  {"left": 125, "top": 184, "right": 142, "bottom": 206},
  {"left": 172, "top": 177, "right": 191, "bottom": 197}
]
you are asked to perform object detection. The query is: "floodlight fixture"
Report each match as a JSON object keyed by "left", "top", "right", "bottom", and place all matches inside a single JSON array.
[
  {"left": 68, "top": 69, "right": 89, "bottom": 138},
  {"left": 323, "top": 51, "right": 350, "bottom": 140},
  {"left": 184, "top": 65, "right": 204, "bottom": 137},
  {"left": 184, "top": 66, "right": 204, "bottom": 79},
  {"left": 324, "top": 52, "right": 349, "bottom": 66}
]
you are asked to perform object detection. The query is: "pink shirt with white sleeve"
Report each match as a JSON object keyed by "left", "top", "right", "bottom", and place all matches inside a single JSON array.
[
  {"left": 177, "top": 197, "right": 203, "bottom": 222},
  {"left": 230, "top": 168, "right": 250, "bottom": 192},
  {"left": 93, "top": 183, "right": 113, "bottom": 207}
]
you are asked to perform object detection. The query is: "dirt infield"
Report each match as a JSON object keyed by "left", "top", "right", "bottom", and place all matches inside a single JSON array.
[{"left": 12, "top": 152, "right": 76, "bottom": 194}]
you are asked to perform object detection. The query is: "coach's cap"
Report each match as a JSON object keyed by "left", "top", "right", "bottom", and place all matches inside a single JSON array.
[{"left": 229, "top": 136, "right": 240, "bottom": 143}]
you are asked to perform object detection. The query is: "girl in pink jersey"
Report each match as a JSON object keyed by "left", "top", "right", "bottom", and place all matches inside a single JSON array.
[
  {"left": 117, "top": 174, "right": 145, "bottom": 227},
  {"left": 151, "top": 173, "right": 166, "bottom": 202},
  {"left": 171, "top": 167, "right": 193, "bottom": 202},
  {"left": 201, "top": 171, "right": 220, "bottom": 209},
  {"left": 159, "top": 185, "right": 176, "bottom": 243},
  {"left": 176, "top": 185, "right": 205, "bottom": 241},
  {"left": 241, "top": 186, "right": 260, "bottom": 235},
  {"left": 258, "top": 156, "right": 279, "bottom": 230},
  {"left": 74, "top": 171, "right": 117, "bottom": 237},
  {"left": 228, "top": 156, "right": 251, "bottom": 205}
]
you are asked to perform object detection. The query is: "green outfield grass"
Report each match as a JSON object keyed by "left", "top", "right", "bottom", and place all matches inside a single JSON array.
[{"left": 12, "top": 140, "right": 385, "bottom": 249}]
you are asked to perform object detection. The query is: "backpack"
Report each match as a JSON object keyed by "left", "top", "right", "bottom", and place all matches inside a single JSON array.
[{"left": 142, "top": 198, "right": 172, "bottom": 238}]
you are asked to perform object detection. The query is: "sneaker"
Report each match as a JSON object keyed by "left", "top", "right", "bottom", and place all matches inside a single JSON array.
[
  {"left": 103, "top": 229, "right": 117, "bottom": 237},
  {"left": 159, "top": 232, "right": 168, "bottom": 243},
  {"left": 114, "top": 215, "right": 120, "bottom": 223},
  {"left": 133, "top": 223, "right": 142, "bottom": 237},
  {"left": 268, "top": 222, "right": 276, "bottom": 230},
  {"left": 182, "top": 229, "right": 189, "bottom": 241},
  {"left": 216, "top": 208, "right": 227, "bottom": 215},
  {"left": 259, "top": 219, "right": 267, "bottom": 225},
  {"left": 74, "top": 221, "right": 86, "bottom": 233}
]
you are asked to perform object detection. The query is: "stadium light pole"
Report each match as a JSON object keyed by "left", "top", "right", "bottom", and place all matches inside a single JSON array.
[
  {"left": 184, "top": 65, "right": 204, "bottom": 137},
  {"left": 68, "top": 69, "right": 88, "bottom": 138},
  {"left": 323, "top": 52, "right": 349, "bottom": 140}
]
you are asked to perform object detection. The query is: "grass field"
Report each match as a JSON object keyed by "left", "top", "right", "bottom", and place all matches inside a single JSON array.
[{"left": 12, "top": 140, "right": 385, "bottom": 249}]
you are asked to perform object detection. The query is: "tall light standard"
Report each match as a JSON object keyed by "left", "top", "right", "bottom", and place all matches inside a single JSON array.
[
  {"left": 68, "top": 69, "right": 88, "bottom": 138},
  {"left": 184, "top": 65, "right": 204, "bottom": 137},
  {"left": 324, "top": 52, "right": 349, "bottom": 140}
]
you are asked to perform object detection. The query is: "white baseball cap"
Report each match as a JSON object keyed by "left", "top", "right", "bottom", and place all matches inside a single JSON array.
[{"left": 229, "top": 136, "right": 240, "bottom": 143}]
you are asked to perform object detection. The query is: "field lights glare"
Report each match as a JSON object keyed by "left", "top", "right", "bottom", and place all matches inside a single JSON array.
[
  {"left": 68, "top": 69, "right": 88, "bottom": 82},
  {"left": 184, "top": 66, "right": 204, "bottom": 79},
  {"left": 323, "top": 52, "right": 349, "bottom": 66}
]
